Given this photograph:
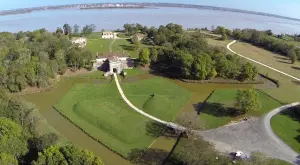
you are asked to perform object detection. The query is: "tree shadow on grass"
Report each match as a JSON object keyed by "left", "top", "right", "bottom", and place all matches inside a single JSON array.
[
  {"left": 198, "top": 102, "right": 241, "bottom": 117},
  {"left": 128, "top": 148, "right": 183, "bottom": 165},
  {"left": 128, "top": 134, "right": 183, "bottom": 165},
  {"left": 279, "top": 106, "right": 300, "bottom": 122},
  {"left": 274, "top": 56, "right": 288, "bottom": 61},
  {"left": 146, "top": 121, "right": 167, "bottom": 138},
  {"left": 292, "top": 81, "right": 300, "bottom": 86},
  {"left": 279, "top": 107, "right": 300, "bottom": 145},
  {"left": 292, "top": 66, "right": 300, "bottom": 71},
  {"left": 277, "top": 60, "right": 292, "bottom": 64}
]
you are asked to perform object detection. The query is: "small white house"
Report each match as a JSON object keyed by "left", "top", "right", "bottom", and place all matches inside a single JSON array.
[
  {"left": 102, "top": 32, "right": 118, "bottom": 39},
  {"left": 71, "top": 37, "right": 87, "bottom": 48}
]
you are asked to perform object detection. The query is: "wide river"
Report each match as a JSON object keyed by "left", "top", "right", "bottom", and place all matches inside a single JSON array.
[{"left": 0, "top": 7, "right": 300, "bottom": 34}]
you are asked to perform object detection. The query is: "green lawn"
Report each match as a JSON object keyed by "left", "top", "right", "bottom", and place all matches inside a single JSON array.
[
  {"left": 271, "top": 107, "right": 300, "bottom": 153},
  {"left": 199, "top": 89, "right": 282, "bottom": 129},
  {"left": 123, "top": 68, "right": 149, "bottom": 78},
  {"left": 86, "top": 39, "right": 111, "bottom": 57},
  {"left": 112, "top": 39, "right": 140, "bottom": 58},
  {"left": 54, "top": 77, "right": 191, "bottom": 157}
]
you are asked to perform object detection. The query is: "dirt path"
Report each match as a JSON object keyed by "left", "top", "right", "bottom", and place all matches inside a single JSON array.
[
  {"left": 227, "top": 40, "right": 300, "bottom": 82},
  {"left": 109, "top": 39, "right": 116, "bottom": 53}
]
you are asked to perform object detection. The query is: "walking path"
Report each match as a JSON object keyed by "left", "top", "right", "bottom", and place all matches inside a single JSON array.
[
  {"left": 113, "top": 73, "right": 186, "bottom": 132},
  {"left": 109, "top": 39, "right": 115, "bottom": 53},
  {"left": 227, "top": 40, "right": 300, "bottom": 82}
]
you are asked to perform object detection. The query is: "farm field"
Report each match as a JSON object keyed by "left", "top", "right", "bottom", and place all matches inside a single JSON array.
[
  {"left": 54, "top": 77, "right": 191, "bottom": 157},
  {"left": 199, "top": 89, "right": 282, "bottom": 129}
]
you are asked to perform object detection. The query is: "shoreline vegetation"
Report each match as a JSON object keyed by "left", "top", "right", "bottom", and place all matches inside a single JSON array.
[{"left": 0, "top": 2, "right": 299, "bottom": 22}]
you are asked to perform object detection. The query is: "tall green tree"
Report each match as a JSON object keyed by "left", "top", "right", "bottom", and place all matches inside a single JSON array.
[
  {"left": 235, "top": 89, "right": 261, "bottom": 114},
  {"left": 0, "top": 153, "right": 18, "bottom": 165},
  {"left": 139, "top": 48, "right": 150, "bottom": 65},
  {"left": 0, "top": 118, "right": 28, "bottom": 158},
  {"left": 63, "top": 24, "right": 72, "bottom": 36},
  {"left": 73, "top": 24, "right": 80, "bottom": 34},
  {"left": 240, "top": 62, "right": 258, "bottom": 81},
  {"left": 33, "top": 145, "right": 104, "bottom": 165}
]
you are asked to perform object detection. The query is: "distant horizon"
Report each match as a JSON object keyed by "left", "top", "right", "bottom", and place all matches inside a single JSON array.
[
  {"left": 0, "top": 0, "right": 299, "bottom": 19},
  {"left": 0, "top": 1, "right": 299, "bottom": 21}
]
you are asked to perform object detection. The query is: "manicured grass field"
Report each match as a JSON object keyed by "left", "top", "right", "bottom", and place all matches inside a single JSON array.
[
  {"left": 86, "top": 39, "right": 111, "bottom": 57},
  {"left": 271, "top": 107, "right": 300, "bottom": 153},
  {"left": 199, "top": 89, "right": 282, "bottom": 129},
  {"left": 54, "top": 77, "right": 191, "bottom": 157}
]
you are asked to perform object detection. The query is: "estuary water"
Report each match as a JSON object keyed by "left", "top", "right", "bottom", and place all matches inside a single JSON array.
[{"left": 0, "top": 7, "right": 299, "bottom": 34}]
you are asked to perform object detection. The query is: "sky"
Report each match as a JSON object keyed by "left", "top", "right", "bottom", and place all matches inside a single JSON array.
[{"left": 0, "top": 0, "right": 299, "bottom": 19}]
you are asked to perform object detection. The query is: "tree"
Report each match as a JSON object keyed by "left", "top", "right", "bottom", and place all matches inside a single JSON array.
[
  {"left": 55, "top": 28, "right": 63, "bottom": 36},
  {"left": 63, "top": 23, "right": 72, "bottom": 36},
  {"left": 221, "top": 32, "right": 228, "bottom": 40},
  {"left": 288, "top": 49, "right": 297, "bottom": 64},
  {"left": 235, "top": 89, "right": 261, "bottom": 114},
  {"left": 0, "top": 118, "right": 28, "bottom": 158},
  {"left": 177, "top": 136, "right": 231, "bottom": 165},
  {"left": 150, "top": 47, "right": 158, "bottom": 62},
  {"left": 0, "top": 153, "right": 18, "bottom": 165},
  {"left": 73, "top": 24, "right": 80, "bottom": 34},
  {"left": 139, "top": 48, "right": 150, "bottom": 65},
  {"left": 33, "top": 145, "right": 104, "bottom": 165},
  {"left": 82, "top": 24, "right": 96, "bottom": 36},
  {"left": 240, "top": 62, "right": 258, "bottom": 81},
  {"left": 34, "top": 133, "right": 59, "bottom": 152},
  {"left": 32, "top": 146, "right": 67, "bottom": 165}
]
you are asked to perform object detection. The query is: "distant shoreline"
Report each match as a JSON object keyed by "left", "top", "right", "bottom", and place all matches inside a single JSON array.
[{"left": 0, "top": 2, "right": 299, "bottom": 22}]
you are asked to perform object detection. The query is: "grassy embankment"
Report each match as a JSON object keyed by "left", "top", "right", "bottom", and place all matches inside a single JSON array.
[{"left": 54, "top": 77, "right": 191, "bottom": 157}]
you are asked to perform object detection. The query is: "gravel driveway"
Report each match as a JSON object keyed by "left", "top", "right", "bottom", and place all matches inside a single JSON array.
[{"left": 199, "top": 115, "right": 299, "bottom": 164}]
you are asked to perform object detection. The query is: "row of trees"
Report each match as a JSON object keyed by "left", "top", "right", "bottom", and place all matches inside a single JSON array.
[
  {"left": 136, "top": 24, "right": 257, "bottom": 81},
  {"left": 0, "top": 28, "right": 92, "bottom": 92},
  {"left": 57, "top": 24, "right": 96, "bottom": 37}
]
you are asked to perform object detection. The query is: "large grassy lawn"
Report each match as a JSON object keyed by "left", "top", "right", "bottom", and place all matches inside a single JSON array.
[
  {"left": 86, "top": 39, "right": 111, "bottom": 57},
  {"left": 199, "top": 89, "right": 282, "bottom": 129},
  {"left": 54, "top": 77, "right": 191, "bottom": 157},
  {"left": 271, "top": 106, "right": 300, "bottom": 153}
]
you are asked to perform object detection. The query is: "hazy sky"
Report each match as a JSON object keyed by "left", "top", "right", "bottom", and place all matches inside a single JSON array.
[{"left": 0, "top": 0, "right": 299, "bottom": 18}]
